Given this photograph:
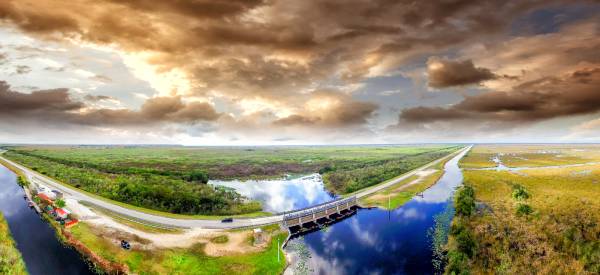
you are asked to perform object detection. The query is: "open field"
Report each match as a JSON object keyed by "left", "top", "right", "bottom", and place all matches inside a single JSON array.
[
  {"left": 461, "top": 144, "right": 600, "bottom": 169},
  {"left": 446, "top": 145, "right": 600, "bottom": 274},
  {"left": 69, "top": 222, "right": 287, "bottom": 275},
  {"left": 459, "top": 146, "right": 498, "bottom": 168},
  {"left": 0, "top": 213, "right": 27, "bottom": 275},
  {"left": 2, "top": 145, "right": 458, "bottom": 215}
]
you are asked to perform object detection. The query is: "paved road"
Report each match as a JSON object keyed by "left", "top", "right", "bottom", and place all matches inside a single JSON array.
[
  {"left": 354, "top": 145, "right": 471, "bottom": 199},
  {"left": 0, "top": 146, "right": 470, "bottom": 229}
]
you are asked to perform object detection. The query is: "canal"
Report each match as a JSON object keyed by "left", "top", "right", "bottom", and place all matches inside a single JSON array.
[
  {"left": 0, "top": 165, "right": 94, "bottom": 275},
  {"left": 284, "top": 149, "right": 468, "bottom": 274}
]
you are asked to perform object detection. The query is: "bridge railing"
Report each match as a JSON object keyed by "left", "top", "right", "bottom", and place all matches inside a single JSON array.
[{"left": 283, "top": 196, "right": 356, "bottom": 220}]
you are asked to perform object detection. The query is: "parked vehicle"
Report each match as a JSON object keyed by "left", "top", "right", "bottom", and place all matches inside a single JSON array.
[{"left": 121, "top": 240, "right": 131, "bottom": 250}]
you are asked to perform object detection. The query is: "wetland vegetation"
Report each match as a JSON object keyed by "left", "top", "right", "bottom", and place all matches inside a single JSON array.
[
  {"left": 446, "top": 145, "right": 600, "bottom": 274},
  {"left": 2, "top": 145, "right": 458, "bottom": 215},
  {"left": 360, "top": 151, "right": 456, "bottom": 210},
  {"left": 0, "top": 213, "right": 27, "bottom": 275}
]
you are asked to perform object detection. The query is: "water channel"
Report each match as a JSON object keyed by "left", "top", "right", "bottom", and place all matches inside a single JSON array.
[
  {"left": 0, "top": 148, "right": 466, "bottom": 274},
  {"left": 216, "top": 150, "right": 468, "bottom": 274},
  {"left": 0, "top": 165, "right": 94, "bottom": 275}
]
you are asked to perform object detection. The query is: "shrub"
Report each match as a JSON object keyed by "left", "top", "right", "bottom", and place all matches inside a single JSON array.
[
  {"left": 55, "top": 199, "right": 66, "bottom": 208},
  {"left": 515, "top": 203, "right": 533, "bottom": 216},
  {"left": 16, "top": 176, "right": 29, "bottom": 187},
  {"left": 511, "top": 184, "right": 530, "bottom": 201},
  {"left": 318, "top": 165, "right": 335, "bottom": 174},
  {"left": 455, "top": 185, "right": 476, "bottom": 217},
  {"left": 446, "top": 250, "right": 470, "bottom": 275},
  {"left": 210, "top": 235, "right": 229, "bottom": 244},
  {"left": 185, "top": 170, "right": 209, "bottom": 183},
  {"left": 455, "top": 228, "right": 477, "bottom": 258}
]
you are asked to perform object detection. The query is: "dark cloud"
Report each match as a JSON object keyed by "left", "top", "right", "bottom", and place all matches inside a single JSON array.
[
  {"left": 75, "top": 96, "right": 221, "bottom": 125},
  {"left": 400, "top": 66, "right": 600, "bottom": 123},
  {"left": 106, "top": 0, "right": 265, "bottom": 19},
  {"left": 0, "top": 81, "right": 220, "bottom": 127},
  {"left": 0, "top": 81, "right": 83, "bottom": 114},
  {"left": 0, "top": 0, "right": 571, "bottom": 104},
  {"left": 427, "top": 58, "right": 497, "bottom": 88},
  {"left": 0, "top": 0, "right": 598, "bottom": 142},
  {"left": 400, "top": 106, "right": 466, "bottom": 122}
]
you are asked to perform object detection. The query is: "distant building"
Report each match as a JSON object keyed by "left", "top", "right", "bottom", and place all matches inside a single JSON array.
[
  {"left": 54, "top": 208, "right": 70, "bottom": 219},
  {"left": 37, "top": 186, "right": 57, "bottom": 200},
  {"left": 64, "top": 219, "right": 79, "bottom": 228},
  {"left": 37, "top": 193, "right": 54, "bottom": 205}
]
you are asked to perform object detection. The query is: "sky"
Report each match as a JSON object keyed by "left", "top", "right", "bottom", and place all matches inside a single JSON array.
[{"left": 0, "top": 0, "right": 599, "bottom": 145}]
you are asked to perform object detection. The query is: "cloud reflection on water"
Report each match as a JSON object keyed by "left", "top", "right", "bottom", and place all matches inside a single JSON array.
[{"left": 209, "top": 174, "right": 335, "bottom": 212}]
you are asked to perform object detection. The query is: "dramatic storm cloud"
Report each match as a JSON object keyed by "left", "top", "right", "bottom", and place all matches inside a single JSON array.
[
  {"left": 0, "top": 81, "right": 220, "bottom": 126},
  {"left": 401, "top": 67, "right": 600, "bottom": 123},
  {"left": 0, "top": 0, "right": 598, "bottom": 144},
  {"left": 427, "top": 58, "right": 497, "bottom": 88}
]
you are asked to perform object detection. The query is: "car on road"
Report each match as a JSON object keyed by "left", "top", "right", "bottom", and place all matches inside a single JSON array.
[{"left": 221, "top": 218, "right": 233, "bottom": 223}]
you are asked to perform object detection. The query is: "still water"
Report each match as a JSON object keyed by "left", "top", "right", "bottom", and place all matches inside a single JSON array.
[
  {"left": 286, "top": 149, "right": 468, "bottom": 274},
  {"left": 210, "top": 174, "right": 336, "bottom": 212},
  {"left": 0, "top": 165, "right": 94, "bottom": 275},
  {"left": 475, "top": 155, "right": 600, "bottom": 172}
]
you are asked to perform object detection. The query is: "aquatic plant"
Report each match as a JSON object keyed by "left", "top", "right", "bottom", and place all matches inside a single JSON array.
[
  {"left": 428, "top": 204, "right": 454, "bottom": 273},
  {"left": 287, "top": 237, "right": 313, "bottom": 275}
]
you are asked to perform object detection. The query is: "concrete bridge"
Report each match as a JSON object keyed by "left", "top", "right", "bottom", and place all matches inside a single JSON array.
[{"left": 283, "top": 196, "right": 358, "bottom": 232}]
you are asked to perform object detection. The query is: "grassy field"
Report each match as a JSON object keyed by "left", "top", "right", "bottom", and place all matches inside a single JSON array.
[
  {"left": 0, "top": 213, "right": 28, "bottom": 275},
  {"left": 2, "top": 145, "right": 458, "bottom": 215},
  {"left": 69, "top": 222, "right": 287, "bottom": 275},
  {"left": 459, "top": 146, "right": 497, "bottom": 168},
  {"left": 3, "top": 145, "right": 458, "bottom": 180},
  {"left": 461, "top": 144, "right": 600, "bottom": 169},
  {"left": 446, "top": 145, "right": 600, "bottom": 274}
]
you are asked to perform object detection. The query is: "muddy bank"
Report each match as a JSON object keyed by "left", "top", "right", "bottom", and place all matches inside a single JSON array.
[{"left": 62, "top": 229, "right": 129, "bottom": 274}]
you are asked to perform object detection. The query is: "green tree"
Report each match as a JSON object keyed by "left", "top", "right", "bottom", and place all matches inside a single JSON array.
[
  {"left": 455, "top": 185, "right": 475, "bottom": 217},
  {"left": 55, "top": 198, "right": 66, "bottom": 208}
]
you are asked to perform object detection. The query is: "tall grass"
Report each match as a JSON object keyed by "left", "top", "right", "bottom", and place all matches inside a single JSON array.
[
  {"left": 0, "top": 213, "right": 28, "bottom": 275},
  {"left": 447, "top": 145, "right": 600, "bottom": 274}
]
